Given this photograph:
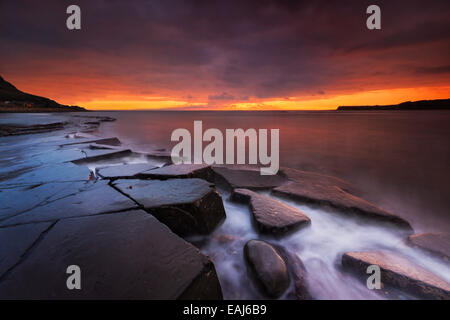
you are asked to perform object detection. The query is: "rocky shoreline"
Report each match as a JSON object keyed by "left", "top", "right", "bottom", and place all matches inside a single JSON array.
[{"left": 0, "top": 115, "right": 449, "bottom": 299}]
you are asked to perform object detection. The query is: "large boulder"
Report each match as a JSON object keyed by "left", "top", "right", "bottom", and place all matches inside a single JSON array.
[
  {"left": 244, "top": 240, "right": 290, "bottom": 298},
  {"left": 273, "top": 182, "right": 412, "bottom": 231},
  {"left": 406, "top": 232, "right": 450, "bottom": 261},
  {"left": 113, "top": 178, "right": 226, "bottom": 236},
  {"left": 0, "top": 210, "right": 223, "bottom": 299},
  {"left": 232, "top": 188, "right": 310, "bottom": 235},
  {"left": 140, "top": 164, "right": 214, "bottom": 182},
  {"left": 97, "top": 163, "right": 159, "bottom": 180},
  {"left": 0, "top": 181, "right": 138, "bottom": 227},
  {"left": 213, "top": 166, "right": 286, "bottom": 190},
  {"left": 342, "top": 251, "right": 450, "bottom": 299}
]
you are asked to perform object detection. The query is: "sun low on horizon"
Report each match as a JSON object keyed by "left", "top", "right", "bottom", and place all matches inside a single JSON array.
[{"left": 1, "top": 0, "right": 449, "bottom": 111}]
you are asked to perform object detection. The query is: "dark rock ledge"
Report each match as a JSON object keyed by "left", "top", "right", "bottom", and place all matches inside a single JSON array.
[
  {"left": 273, "top": 181, "right": 412, "bottom": 231},
  {"left": 243, "top": 240, "right": 311, "bottom": 299},
  {"left": 232, "top": 188, "right": 311, "bottom": 235},
  {"left": 0, "top": 211, "right": 222, "bottom": 299},
  {"left": 406, "top": 232, "right": 450, "bottom": 261},
  {"left": 342, "top": 251, "right": 450, "bottom": 300},
  {"left": 113, "top": 178, "right": 226, "bottom": 237}
]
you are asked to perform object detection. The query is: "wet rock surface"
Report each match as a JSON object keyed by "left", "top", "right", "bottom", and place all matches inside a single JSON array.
[
  {"left": 0, "top": 181, "right": 137, "bottom": 227},
  {"left": 97, "top": 163, "right": 159, "bottom": 180},
  {"left": 274, "top": 245, "right": 312, "bottom": 300},
  {"left": 244, "top": 240, "right": 290, "bottom": 298},
  {"left": 213, "top": 166, "right": 286, "bottom": 190},
  {"left": 113, "top": 178, "right": 226, "bottom": 236},
  {"left": 232, "top": 188, "right": 310, "bottom": 235},
  {"left": 0, "top": 210, "right": 223, "bottom": 299},
  {"left": 0, "top": 222, "right": 53, "bottom": 278},
  {"left": 141, "top": 164, "right": 214, "bottom": 181},
  {"left": 407, "top": 232, "right": 450, "bottom": 261},
  {"left": 342, "top": 251, "right": 450, "bottom": 299},
  {"left": 273, "top": 181, "right": 412, "bottom": 231}
]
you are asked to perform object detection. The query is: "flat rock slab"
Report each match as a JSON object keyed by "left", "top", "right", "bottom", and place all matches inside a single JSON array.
[
  {"left": 213, "top": 166, "right": 286, "bottom": 190},
  {"left": 71, "top": 149, "right": 133, "bottom": 165},
  {"left": 0, "top": 181, "right": 86, "bottom": 221},
  {"left": 97, "top": 163, "right": 159, "bottom": 180},
  {"left": 244, "top": 240, "right": 290, "bottom": 298},
  {"left": 0, "top": 210, "right": 223, "bottom": 299},
  {"left": 407, "top": 232, "right": 450, "bottom": 261},
  {"left": 0, "top": 181, "right": 137, "bottom": 227},
  {"left": 141, "top": 164, "right": 214, "bottom": 182},
  {"left": 0, "top": 162, "right": 92, "bottom": 187},
  {"left": 273, "top": 182, "right": 412, "bottom": 231},
  {"left": 274, "top": 245, "right": 312, "bottom": 300},
  {"left": 0, "top": 222, "right": 52, "bottom": 278},
  {"left": 232, "top": 188, "right": 310, "bottom": 235},
  {"left": 342, "top": 251, "right": 450, "bottom": 299},
  {"left": 113, "top": 179, "right": 226, "bottom": 236}
]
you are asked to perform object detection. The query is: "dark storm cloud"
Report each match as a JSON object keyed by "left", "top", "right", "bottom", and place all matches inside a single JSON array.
[{"left": 1, "top": 0, "right": 449, "bottom": 102}]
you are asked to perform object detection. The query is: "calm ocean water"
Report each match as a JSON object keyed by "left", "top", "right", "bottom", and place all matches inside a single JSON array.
[{"left": 92, "top": 110, "right": 450, "bottom": 233}]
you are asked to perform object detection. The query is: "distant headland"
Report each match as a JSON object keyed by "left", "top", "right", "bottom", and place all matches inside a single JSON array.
[
  {"left": 0, "top": 75, "right": 85, "bottom": 112},
  {"left": 337, "top": 99, "right": 450, "bottom": 111}
]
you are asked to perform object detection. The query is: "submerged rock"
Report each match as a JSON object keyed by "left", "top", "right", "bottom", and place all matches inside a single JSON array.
[
  {"left": 406, "top": 232, "right": 450, "bottom": 261},
  {"left": 273, "top": 182, "right": 412, "bottom": 231},
  {"left": 0, "top": 210, "right": 223, "bottom": 299},
  {"left": 342, "top": 251, "right": 450, "bottom": 299},
  {"left": 71, "top": 149, "right": 133, "bottom": 165},
  {"left": 0, "top": 181, "right": 137, "bottom": 227},
  {"left": 113, "top": 178, "right": 226, "bottom": 236},
  {"left": 244, "top": 240, "right": 290, "bottom": 298},
  {"left": 213, "top": 166, "right": 286, "bottom": 190},
  {"left": 97, "top": 163, "right": 159, "bottom": 180},
  {"left": 141, "top": 164, "right": 214, "bottom": 182},
  {"left": 232, "top": 188, "right": 310, "bottom": 235},
  {"left": 274, "top": 245, "right": 312, "bottom": 300}
]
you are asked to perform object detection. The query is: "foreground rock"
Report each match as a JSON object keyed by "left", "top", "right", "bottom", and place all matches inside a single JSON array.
[
  {"left": 0, "top": 210, "right": 223, "bottom": 299},
  {"left": 113, "top": 179, "right": 226, "bottom": 236},
  {"left": 213, "top": 166, "right": 286, "bottom": 190},
  {"left": 274, "top": 245, "right": 312, "bottom": 300},
  {"left": 232, "top": 189, "right": 310, "bottom": 235},
  {"left": 97, "top": 163, "right": 159, "bottom": 180},
  {"left": 406, "top": 232, "right": 450, "bottom": 261},
  {"left": 244, "top": 240, "right": 290, "bottom": 298},
  {"left": 273, "top": 182, "right": 412, "bottom": 231},
  {"left": 71, "top": 149, "right": 133, "bottom": 165},
  {"left": 279, "top": 167, "right": 359, "bottom": 195},
  {"left": 342, "top": 251, "right": 450, "bottom": 299},
  {"left": 141, "top": 164, "right": 214, "bottom": 182},
  {"left": 0, "top": 181, "right": 137, "bottom": 227}
]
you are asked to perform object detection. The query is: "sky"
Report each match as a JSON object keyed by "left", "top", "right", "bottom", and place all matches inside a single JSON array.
[{"left": 1, "top": 0, "right": 449, "bottom": 110}]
